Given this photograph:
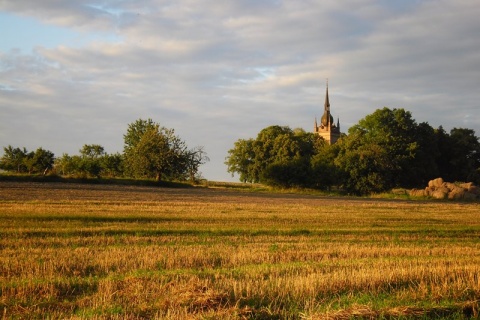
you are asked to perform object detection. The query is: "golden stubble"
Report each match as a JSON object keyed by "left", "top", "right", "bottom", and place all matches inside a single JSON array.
[{"left": 1, "top": 182, "right": 479, "bottom": 318}]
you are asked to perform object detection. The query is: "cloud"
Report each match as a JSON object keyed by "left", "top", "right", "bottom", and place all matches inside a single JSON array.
[{"left": 1, "top": 0, "right": 480, "bottom": 181}]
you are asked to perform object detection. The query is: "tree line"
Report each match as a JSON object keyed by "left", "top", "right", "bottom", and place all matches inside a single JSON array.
[
  {"left": 225, "top": 107, "right": 480, "bottom": 194},
  {"left": 0, "top": 119, "right": 209, "bottom": 182}
]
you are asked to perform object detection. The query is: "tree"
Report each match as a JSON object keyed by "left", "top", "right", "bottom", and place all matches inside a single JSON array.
[
  {"left": 335, "top": 134, "right": 392, "bottom": 194},
  {"left": 448, "top": 128, "right": 480, "bottom": 183},
  {"left": 335, "top": 108, "right": 424, "bottom": 194},
  {"left": 78, "top": 144, "right": 106, "bottom": 178},
  {"left": 225, "top": 138, "right": 255, "bottom": 183},
  {"left": 0, "top": 146, "right": 54, "bottom": 174},
  {"left": 123, "top": 119, "right": 158, "bottom": 155},
  {"left": 309, "top": 141, "right": 340, "bottom": 190},
  {"left": 55, "top": 148, "right": 123, "bottom": 179},
  {"left": 186, "top": 146, "right": 210, "bottom": 182},
  {"left": 123, "top": 119, "right": 200, "bottom": 181},
  {"left": 127, "top": 127, "right": 175, "bottom": 181},
  {"left": 29, "top": 148, "right": 55, "bottom": 175},
  {"left": 434, "top": 126, "right": 454, "bottom": 181},
  {"left": 0, "top": 146, "right": 28, "bottom": 173},
  {"left": 225, "top": 125, "right": 329, "bottom": 188},
  {"left": 261, "top": 157, "right": 310, "bottom": 188},
  {"left": 80, "top": 144, "right": 105, "bottom": 159},
  {"left": 54, "top": 153, "right": 78, "bottom": 176},
  {"left": 100, "top": 153, "right": 124, "bottom": 178},
  {"left": 410, "top": 122, "right": 440, "bottom": 184},
  {"left": 226, "top": 126, "right": 301, "bottom": 183}
]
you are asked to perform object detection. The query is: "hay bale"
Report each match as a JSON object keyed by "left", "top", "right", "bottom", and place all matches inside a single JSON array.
[
  {"left": 392, "top": 188, "right": 407, "bottom": 195},
  {"left": 431, "top": 189, "right": 448, "bottom": 199},
  {"left": 468, "top": 185, "right": 479, "bottom": 195},
  {"left": 459, "top": 182, "right": 473, "bottom": 190},
  {"left": 448, "top": 187, "right": 465, "bottom": 200},
  {"left": 438, "top": 186, "right": 449, "bottom": 194},
  {"left": 425, "top": 187, "right": 435, "bottom": 196},
  {"left": 409, "top": 189, "right": 426, "bottom": 197},
  {"left": 444, "top": 182, "right": 457, "bottom": 191},
  {"left": 429, "top": 177, "right": 444, "bottom": 188},
  {"left": 424, "top": 179, "right": 478, "bottom": 201}
]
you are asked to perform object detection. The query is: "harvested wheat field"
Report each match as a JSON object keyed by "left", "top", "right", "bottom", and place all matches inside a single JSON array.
[{"left": 1, "top": 181, "right": 479, "bottom": 319}]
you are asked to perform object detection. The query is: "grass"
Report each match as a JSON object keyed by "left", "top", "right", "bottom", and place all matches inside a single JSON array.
[{"left": 0, "top": 180, "right": 479, "bottom": 319}]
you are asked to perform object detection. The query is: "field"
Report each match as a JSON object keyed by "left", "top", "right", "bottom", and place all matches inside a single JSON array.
[{"left": 1, "top": 181, "right": 479, "bottom": 319}]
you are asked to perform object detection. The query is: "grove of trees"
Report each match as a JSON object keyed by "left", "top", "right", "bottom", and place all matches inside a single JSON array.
[
  {"left": 0, "top": 119, "right": 209, "bottom": 183},
  {"left": 226, "top": 107, "right": 480, "bottom": 194},
  {"left": 0, "top": 146, "right": 55, "bottom": 175}
]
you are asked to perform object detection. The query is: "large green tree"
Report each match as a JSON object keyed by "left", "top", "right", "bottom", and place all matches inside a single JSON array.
[
  {"left": 446, "top": 128, "right": 480, "bottom": 183},
  {"left": 224, "top": 138, "right": 255, "bottom": 183},
  {"left": 123, "top": 119, "right": 205, "bottom": 182},
  {"left": 225, "top": 126, "right": 327, "bottom": 187},
  {"left": 79, "top": 144, "right": 105, "bottom": 178},
  {"left": 27, "top": 148, "right": 55, "bottom": 175},
  {"left": 226, "top": 126, "right": 297, "bottom": 183},
  {"left": 334, "top": 107, "right": 436, "bottom": 194}
]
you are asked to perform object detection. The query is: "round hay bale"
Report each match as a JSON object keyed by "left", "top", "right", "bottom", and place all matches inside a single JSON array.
[
  {"left": 431, "top": 189, "right": 448, "bottom": 199},
  {"left": 425, "top": 187, "right": 435, "bottom": 196},
  {"left": 448, "top": 187, "right": 465, "bottom": 200},
  {"left": 430, "top": 177, "right": 444, "bottom": 188},
  {"left": 444, "top": 182, "right": 457, "bottom": 191}
]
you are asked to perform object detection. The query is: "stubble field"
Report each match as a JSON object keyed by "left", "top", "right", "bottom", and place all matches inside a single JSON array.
[{"left": 1, "top": 181, "right": 479, "bottom": 319}]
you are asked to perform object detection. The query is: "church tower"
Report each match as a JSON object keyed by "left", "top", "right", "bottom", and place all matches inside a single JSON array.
[{"left": 314, "top": 81, "right": 341, "bottom": 144}]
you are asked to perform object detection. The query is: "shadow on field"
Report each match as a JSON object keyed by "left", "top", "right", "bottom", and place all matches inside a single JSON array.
[{"left": 0, "top": 179, "right": 435, "bottom": 206}]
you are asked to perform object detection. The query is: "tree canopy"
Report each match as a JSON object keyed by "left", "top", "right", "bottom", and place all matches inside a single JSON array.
[
  {"left": 334, "top": 108, "right": 480, "bottom": 194},
  {"left": 335, "top": 108, "right": 427, "bottom": 193},
  {"left": 225, "top": 126, "right": 330, "bottom": 188},
  {"left": 0, "top": 146, "right": 54, "bottom": 175},
  {"left": 123, "top": 119, "right": 208, "bottom": 182},
  {"left": 54, "top": 145, "right": 123, "bottom": 178}
]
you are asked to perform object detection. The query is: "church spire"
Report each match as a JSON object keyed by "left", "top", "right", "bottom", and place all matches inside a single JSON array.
[
  {"left": 324, "top": 78, "right": 330, "bottom": 113},
  {"left": 315, "top": 79, "right": 340, "bottom": 145}
]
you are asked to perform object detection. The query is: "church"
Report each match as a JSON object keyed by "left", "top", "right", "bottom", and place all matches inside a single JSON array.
[{"left": 314, "top": 82, "right": 341, "bottom": 144}]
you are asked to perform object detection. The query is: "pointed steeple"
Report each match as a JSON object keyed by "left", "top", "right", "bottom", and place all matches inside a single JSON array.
[
  {"left": 314, "top": 79, "right": 341, "bottom": 145},
  {"left": 324, "top": 79, "right": 330, "bottom": 113},
  {"left": 321, "top": 79, "right": 333, "bottom": 127}
]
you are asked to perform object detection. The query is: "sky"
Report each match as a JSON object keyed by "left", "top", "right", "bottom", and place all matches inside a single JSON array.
[{"left": 1, "top": 0, "right": 479, "bottom": 182}]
